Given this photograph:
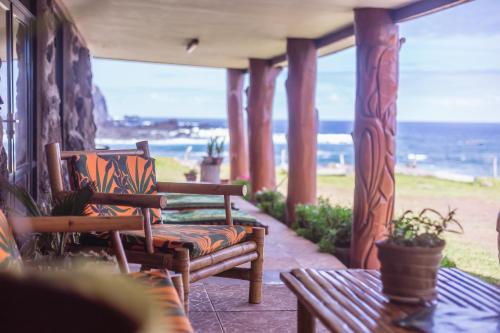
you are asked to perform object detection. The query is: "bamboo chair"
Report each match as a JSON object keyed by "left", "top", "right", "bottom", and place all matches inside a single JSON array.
[
  {"left": 1, "top": 211, "right": 192, "bottom": 333},
  {"left": 45, "top": 141, "right": 265, "bottom": 311}
]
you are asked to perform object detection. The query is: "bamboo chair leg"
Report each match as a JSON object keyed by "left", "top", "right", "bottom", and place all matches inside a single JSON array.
[
  {"left": 249, "top": 227, "right": 265, "bottom": 304},
  {"left": 171, "top": 274, "right": 185, "bottom": 308},
  {"left": 110, "top": 231, "right": 129, "bottom": 274},
  {"left": 173, "top": 248, "right": 191, "bottom": 312},
  {"left": 298, "top": 300, "right": 316, "bottom": 333}
]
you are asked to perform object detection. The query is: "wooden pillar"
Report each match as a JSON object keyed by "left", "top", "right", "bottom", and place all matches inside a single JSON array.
[
  {"left": 285, "top": 39, "right": 317, "bottom": 224},
  {"left": 351, "top": 9, "right": 399, "bottom": 269},
  {"left": 226, "top": 69, "right": 249, "bottom": 181},
  {"left": 247, "top": 59, "right": 281, "bottom": 196}
]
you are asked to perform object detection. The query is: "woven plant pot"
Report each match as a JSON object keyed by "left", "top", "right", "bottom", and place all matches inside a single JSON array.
[{"left": 376, "top": 240, "right": 444, "bottom": 303}]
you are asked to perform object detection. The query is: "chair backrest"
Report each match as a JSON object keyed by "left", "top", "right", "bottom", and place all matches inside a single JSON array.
[
  {"left": 0, "top": 210, "right": 22, "bottom": 271},
  {"left": 46, "top": 141, "right": 161, "bottom": 223}
]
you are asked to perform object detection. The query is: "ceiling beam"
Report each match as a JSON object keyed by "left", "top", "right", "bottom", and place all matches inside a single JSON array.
[
  {"left": 391, "top": 0, "right": 472, "bottom": 22},
  {"left": 266, "top": 0, "right": 473, "bottom": 66}
]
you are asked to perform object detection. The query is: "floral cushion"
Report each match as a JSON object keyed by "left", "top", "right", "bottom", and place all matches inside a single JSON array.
[
  {"left": 0, "top": 210, "right": 22, "bottom": 271},
  {"left": 160, "top": 209, "right": 269, "bottom": 234},
  {"left": 70, "top": 153, "right": 162, "bottom": 223},
  {"left": 122, "top": 224, "right": 248, "bottom": 258},
  {"left": 128, "top": 271, "right": 192, "bottom": 333}
]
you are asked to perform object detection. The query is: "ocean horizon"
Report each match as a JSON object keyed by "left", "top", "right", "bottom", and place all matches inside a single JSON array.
[{"left": 97, "top": 119, "right": 500, "bottom": 178}]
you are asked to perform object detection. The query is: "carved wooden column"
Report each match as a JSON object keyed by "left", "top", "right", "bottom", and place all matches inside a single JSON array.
[
  {"left": 285, "top": 39, "right": 317, "bottom": 224},
  {"left": 226, "top": 69, "right": 249, "bottom": 181},
  {"left": 351, "top": 9, "right": 399, "bottom": 269},
  {"left": 247, "top": 59, "right": 281, "bottom": 196}
]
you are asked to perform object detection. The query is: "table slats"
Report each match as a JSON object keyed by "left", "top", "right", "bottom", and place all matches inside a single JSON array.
[{"left": 281, "top": 268, "right": 500, "bottom": 333}]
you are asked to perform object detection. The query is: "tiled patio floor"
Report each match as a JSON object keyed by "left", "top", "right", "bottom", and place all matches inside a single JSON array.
[{"left": 188, "top": 197, "right": 345, "bottom": 332}]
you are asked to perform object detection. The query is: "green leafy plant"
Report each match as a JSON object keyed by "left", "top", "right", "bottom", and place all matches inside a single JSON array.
[
  {"left": 206, "top": 137, "right": 217, "bottom": 158},
  {"left": 1, "top": 178, "right": 95, "bottom": 258},
  {"left": 215, "top": 137, "right": 225, "bottom": 156},
  {"left": 255, "top": 190, "right": 286, "bottom": 222},
  {"left": 293, "top": 198, "right": 352, "bottom": 253},
  {"left": 389, "top": 208, "right": 463, "bottom": 248}
]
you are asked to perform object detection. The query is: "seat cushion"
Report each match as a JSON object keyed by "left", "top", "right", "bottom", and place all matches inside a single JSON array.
[
  {"left": 163, "top": 193, "right": 234, "bottom": 210},
  {"left": 128, "top": 271, "right": 192, "bottom": 333},
  {"left": 0, "top": 210, "right": 22, "bottom": 271},
  {"left": 161, "top": 209, "right": 269, "bottom": 234},
  {"left": 122, "top": 224, "right": 249, "bottom": 258},
  {"left": 70, "top": 153, "right": 162, "bottom": 223}
]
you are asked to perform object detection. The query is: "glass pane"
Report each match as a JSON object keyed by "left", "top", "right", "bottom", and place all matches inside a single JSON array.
[
  {"left": 13, "top": 17, "right": 29, "bottom": 169},
  {"left": 0, "top": 9, "right": 7, "bottom": 154}
]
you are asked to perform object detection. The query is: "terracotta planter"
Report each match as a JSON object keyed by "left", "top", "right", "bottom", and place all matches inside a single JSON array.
[
  {"left": 376, "top": 240, "right": 444, "bottom": 303},
  {"left": 333, "top": 246, "right": 351, "bottom": 267}
]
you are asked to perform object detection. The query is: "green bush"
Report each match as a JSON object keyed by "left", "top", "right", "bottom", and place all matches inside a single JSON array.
[
  {"left": 255, "top": 190, "right": 286, "bottom": 222},
  {"left": 293, "top": 198, "right": 352, "bottom": 254}
]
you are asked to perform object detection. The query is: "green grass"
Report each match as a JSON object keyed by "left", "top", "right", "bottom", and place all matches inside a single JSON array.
[
  {"left": 154, "top": 157, "right": 190, "bottom": 182},
  {"left": 444, "top": 235, "right": 500, "bottom": 284}
]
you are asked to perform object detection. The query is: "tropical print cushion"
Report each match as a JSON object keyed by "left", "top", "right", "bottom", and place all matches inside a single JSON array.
[
  {"left": 128, "top": 271, "right": 192, "bottom": 333},
  {"left": 162, "top": 193, "right": 235, "bottom": 210},
  {"left": 160, "top": 209, "right": 269, "bottom": 234},
  {"left": 0, "top": 210, "right": 22, "bottom": 271},
  {"left": 70, "top": 153, "right": 162, "bottom": 223},
  {"left": 122, "top": 224, "right": 248, "bottom": 258}
]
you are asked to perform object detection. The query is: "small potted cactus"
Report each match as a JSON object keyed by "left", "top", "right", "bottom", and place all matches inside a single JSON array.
[
  {"left": 200, "top": 137, "right": 224, "bottom": 183},
  {"left": 376, "top": 208, "right": 462, "bottom": 304}
]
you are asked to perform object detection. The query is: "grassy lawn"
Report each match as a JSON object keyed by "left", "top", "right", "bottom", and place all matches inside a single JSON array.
[{"left": 154, "top": 157, "right": 500, "bottom": 284}]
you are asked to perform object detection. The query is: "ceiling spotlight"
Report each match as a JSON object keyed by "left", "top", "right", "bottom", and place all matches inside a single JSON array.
[{"left": 186, "top": 38, "right": 199, "bottom": 54}]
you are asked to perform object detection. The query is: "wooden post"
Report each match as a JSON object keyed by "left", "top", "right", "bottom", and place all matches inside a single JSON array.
[
  {"left": 285, "top": 39, "right": 317, "bottom": 224},
  {"left": 227, "top": 69, "right": 249, "bottom": 181},
  {"left": 351, "top": 9, "right": 399, "bottom": 269},
  {"left": 247, "top": 59, "right": 281, "bottom": 197}
]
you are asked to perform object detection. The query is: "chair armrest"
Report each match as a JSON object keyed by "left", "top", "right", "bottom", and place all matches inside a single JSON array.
[
  {"left": 57, "top": 191, "right": 168, "bottom": 209},
  {"left": 156, "top": 181, "right": 246, "bottom": 196},
  {"left": 8, "top": 216, "right": 143, "bottom": 233}
]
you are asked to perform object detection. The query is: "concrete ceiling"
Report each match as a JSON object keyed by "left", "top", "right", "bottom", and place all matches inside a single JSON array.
[{"left": 61, "top": 0, "right": 420, "bottom": 69}]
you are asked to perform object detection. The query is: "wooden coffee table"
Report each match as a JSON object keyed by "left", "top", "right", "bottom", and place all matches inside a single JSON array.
[{"left": 280, "top": 268, "right": 500, "bottom": 332}]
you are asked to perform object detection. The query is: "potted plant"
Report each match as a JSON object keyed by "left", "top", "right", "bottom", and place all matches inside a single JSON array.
[
  {"left": 184, "top": 168, "right": 197, "bottom": 182},
  {"left": 0, "top": 179, "right": 96, "bottom": 262},
  {"left": 200, "top": 137, "right": 224, "bottom": 183},
  {"left": 376, "top": 208, "right": 462, "bottom": 303}
]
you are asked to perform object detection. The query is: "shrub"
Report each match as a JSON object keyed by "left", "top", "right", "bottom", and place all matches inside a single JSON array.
[
  {"left": 293, "top": 198, "right": 352, "bottom": 254},
  {"left": 255, "top": 190, "right": 286, "bottom": 222}
]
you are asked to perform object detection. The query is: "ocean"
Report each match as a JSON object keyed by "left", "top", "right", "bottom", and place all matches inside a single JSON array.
[{"left": 97, "top": 119, "right": 500, "bottom": 178}]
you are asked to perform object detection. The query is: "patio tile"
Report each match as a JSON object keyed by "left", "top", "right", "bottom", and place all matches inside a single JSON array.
[
  {"left": 188, "top": 312, "right": 223, "bottom": 333},
  {"left": 189, "top": 283, "right": 214, "bottom": 312},
  {"left": 205, "top": 284, "right": 297, "bottom": 311},
  {"left": 217, "top": 310, "right": 296, "bottom": 333}
]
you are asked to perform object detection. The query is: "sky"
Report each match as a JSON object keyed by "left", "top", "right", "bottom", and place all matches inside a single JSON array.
[{"left": 92, "top": 0, "right": 500, "bottom": 123}]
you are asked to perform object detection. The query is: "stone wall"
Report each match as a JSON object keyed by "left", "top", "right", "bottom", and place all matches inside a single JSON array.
[
  {"left": 36, "top": 0, "right": 62, "bottom": 204},
  {"left": 0, "top": 0, "right": 97, "bottom": 206},
  {"left": 62, "top": 23, "right": 96, "bottom": 151},
  {"left": 36, "top": 0, "right": 96, "bottom": 204}
]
